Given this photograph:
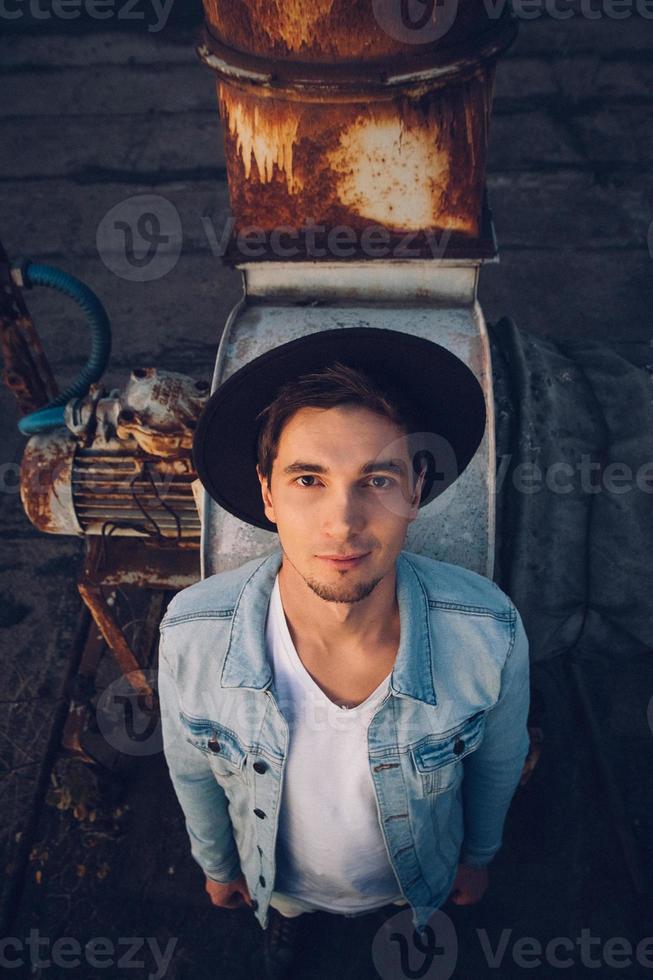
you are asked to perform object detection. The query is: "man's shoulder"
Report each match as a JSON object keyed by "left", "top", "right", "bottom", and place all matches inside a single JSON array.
[
  {"left": 160, "top": 551, "right": 276, "bottom": 628},
  {"left": 399, "top": 551, "right": 515, "bottom": 619}
]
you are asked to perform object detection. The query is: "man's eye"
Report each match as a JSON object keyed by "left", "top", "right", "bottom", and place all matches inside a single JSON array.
[
  {"left": 296, "top": 475, "right": 318, "bottom": 487},
  {"left": 368, "top": 476, "right": 394, "bottom": 489}
]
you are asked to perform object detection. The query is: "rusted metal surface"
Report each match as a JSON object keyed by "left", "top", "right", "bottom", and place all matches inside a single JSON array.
[
  {"left": 198, "top": 3, "right": 515, "bottom": 251},
  {"left": 20, "top": 431, "right": 82, "bottom": 536},
  {"left": 223, "top": 197, "right": 498, "bottom": 266},
  {"left": 82, "top": 531, "right": 200, "bottom": 591},
  {"left": 20, "top": 430, "right": 202, "bottom": 539},
  {"left": 217, "top": 73, "right": 494, "bottom": 245},
  {"left": 72, "top": 451, "right": 201, "bottom": 539},
  {"left": 77, "top": 581, "right": 154, "bottom": 699},
  {"left": 114, "top": 367, "right": 209, "bottom": 460},
  {"left": 0, "top": 241, "right": 59, "bottom": 415},
  {"left": 20, "top": 368, "right": 209, "bottom": 540},
  {"left": 66, "top": 537, "right": 198, "bottom": 766},
  {"left": 61, "top": 623, "right": 106, "bottom": 765},
  {"left": 66, "top": 368, "right": 210, "bottom": 459},
  {"left": 198, "top": 11, "right": 516, "bottom": 92},
  {"left": 202, "top": 0, "right": 502, "bottom": 63}
]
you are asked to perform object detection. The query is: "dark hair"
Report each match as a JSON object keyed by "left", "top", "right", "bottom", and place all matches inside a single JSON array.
[{"left": 256, "top": 361, "right": 422, "bottom": 486}]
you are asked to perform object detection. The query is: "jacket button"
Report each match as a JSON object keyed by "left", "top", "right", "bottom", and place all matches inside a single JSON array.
[
  {"left": 250, "top": 899, "right": 259, "bottom": 911},
  {"left": 207, "top": 738, "right": 221, "bottom": 753},
  {"left": 453, "top": 738, "right": 465, "bottom": 755},
  {"left": 259, "top": 875, "right": 266, "bottom": 887},
  {"left": 254, "top": 808, "right": 266, "bottom": 819},
  {"left": 253, "top": 760, "right": 267, "bottom": 774}
]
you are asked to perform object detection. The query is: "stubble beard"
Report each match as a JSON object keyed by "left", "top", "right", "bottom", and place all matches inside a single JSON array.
[
  {"left": 303, "top": 573, "right": 384, "bottom": 605},
  {"left": 282, "top": 550, "right": 383, "bottom": 604}
]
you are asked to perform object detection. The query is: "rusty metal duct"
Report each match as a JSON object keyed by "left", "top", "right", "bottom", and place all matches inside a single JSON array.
[
  {"left": 196, "top": 1, "right": 518, "bottom": 579},
  {"left": 198, "top": 0, "right": 516, "bottom": 254}
]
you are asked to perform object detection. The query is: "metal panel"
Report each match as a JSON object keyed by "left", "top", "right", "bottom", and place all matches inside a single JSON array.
[{"left": 242, "top": 260, "right": 482, "bottom": 304}]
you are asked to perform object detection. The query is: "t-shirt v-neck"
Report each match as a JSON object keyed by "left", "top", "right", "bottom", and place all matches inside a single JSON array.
[
  {"left": 265, "top": 575, "right": 401, "bottom": 913},
  {"left": 270, "top": 576, "right": 392, "bottom": 712}
]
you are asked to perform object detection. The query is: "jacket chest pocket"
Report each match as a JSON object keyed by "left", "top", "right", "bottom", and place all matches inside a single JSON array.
[
  {"left": 179, "top": 711, "right": 249, "bottom": 782},
  {"left": 410, "top": 711, "right": 486, "bottom": 796}
]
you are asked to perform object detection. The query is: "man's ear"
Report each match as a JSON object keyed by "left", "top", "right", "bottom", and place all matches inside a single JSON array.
[{"left": 256, "top": 465, "right": 276, "bottom": 524}]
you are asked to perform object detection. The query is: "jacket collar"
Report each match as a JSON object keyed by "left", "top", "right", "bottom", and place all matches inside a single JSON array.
[{"left": 220, "top": 548, "right": 437, "bottom": 707}]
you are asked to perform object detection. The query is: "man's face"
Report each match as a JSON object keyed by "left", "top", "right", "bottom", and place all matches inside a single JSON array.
[{"left": 256, "top": 405, "right": 423, "bottom": 604}]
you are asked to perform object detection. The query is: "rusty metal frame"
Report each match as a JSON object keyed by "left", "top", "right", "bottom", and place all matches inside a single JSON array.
[
  {"left": 198, "top": 12, "right": 518, "bottom": 97},
  {"left": 63, "top": 536, "right": 200, "bottom": 765},
  {"left": 0, "top": 241, "right": 58, "bottom": 415}
]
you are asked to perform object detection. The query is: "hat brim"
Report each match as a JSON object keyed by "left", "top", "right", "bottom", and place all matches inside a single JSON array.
[{"left": 193, "top": 328, "right": 486, "bottom": 531}]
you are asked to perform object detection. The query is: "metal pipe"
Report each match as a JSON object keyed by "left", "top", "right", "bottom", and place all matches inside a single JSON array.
[{"left": 198, "top": 0, "right": 517, "bottom": 255}]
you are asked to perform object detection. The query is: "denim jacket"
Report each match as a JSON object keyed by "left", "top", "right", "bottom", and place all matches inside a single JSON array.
[{"left": 158, "top": 549, "right": 530, "bottom": 933}]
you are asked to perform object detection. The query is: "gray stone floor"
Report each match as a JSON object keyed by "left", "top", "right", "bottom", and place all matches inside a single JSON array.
[{"left": 0, "top": 8, "right": 652, "bottom": 980}]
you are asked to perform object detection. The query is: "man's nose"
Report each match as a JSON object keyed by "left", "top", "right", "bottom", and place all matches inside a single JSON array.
[{"left": 321, "top": 486, "right": 366, "bottom": 536}]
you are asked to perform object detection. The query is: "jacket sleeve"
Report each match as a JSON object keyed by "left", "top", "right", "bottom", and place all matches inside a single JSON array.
[
  {"left": 158, "top": 628, "right": 241, "bottom": 884},
  {"left": 459, "top": 605, "right": 531, "bottom": 867}
]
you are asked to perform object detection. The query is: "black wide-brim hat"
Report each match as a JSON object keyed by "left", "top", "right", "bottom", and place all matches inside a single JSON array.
[{"left": 193, "top": 328, "right": 486, "bottom": 532}]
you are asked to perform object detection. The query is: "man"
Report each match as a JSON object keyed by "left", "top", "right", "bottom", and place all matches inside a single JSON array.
[{"left": 158, "top": 328, "right": 530, "bottom": 979}]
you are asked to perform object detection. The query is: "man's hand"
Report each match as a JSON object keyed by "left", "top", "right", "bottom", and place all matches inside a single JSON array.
[
  {"left": 446, "top": 864, "right": 489, "bottom": 906},
  {"left": 205, "top": 873, "right": 252, "bottom": 909}
]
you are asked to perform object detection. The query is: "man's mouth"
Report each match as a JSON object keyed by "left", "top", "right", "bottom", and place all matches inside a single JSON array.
[{"left": 316, "top": 552, "right": 371, "bottom": 569}]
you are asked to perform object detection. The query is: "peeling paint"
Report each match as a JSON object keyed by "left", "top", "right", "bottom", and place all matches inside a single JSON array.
[
  {"left": 220, "top": 84, "right": 303, "bottom": 193},
  {"left": 219, "top": 78, "right": 490, "bottom": 239}
]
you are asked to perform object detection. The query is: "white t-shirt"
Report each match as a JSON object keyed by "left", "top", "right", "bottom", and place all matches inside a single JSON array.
[{"left": 265, "top": 576, "right": 402, "bottom": 913}]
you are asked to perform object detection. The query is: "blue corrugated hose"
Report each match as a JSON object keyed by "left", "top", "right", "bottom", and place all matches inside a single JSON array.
[{"left": 17, "top": 261, "right": 112, "bottom": 435}]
